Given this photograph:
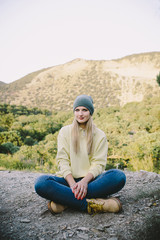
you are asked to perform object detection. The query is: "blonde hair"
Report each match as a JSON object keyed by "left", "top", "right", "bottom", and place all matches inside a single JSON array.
[{"left": 71, "top": 117, "right": 95, "bottom": 154}]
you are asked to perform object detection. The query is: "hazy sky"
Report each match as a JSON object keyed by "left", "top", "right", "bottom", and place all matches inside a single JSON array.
[{"left": 0, "top": 0, "right": 160, "bottom": 83}]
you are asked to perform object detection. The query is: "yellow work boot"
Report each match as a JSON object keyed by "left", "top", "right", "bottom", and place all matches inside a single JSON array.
[
  {"left": 48, "top": 201, "right": 67, "bottom": 214},
  {"left": 86, "top": 197, "right": 122, "bottom": 214}
]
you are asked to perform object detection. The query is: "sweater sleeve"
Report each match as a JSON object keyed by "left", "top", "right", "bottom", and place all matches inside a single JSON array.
[
  {"left": 56, "top": 128, "right": 72, "bottom": 178},
  {"left": 88, "top": 136, "right": 108, "bottom": 178}
]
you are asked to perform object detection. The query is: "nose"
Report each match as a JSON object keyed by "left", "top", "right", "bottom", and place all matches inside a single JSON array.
[{"left": 79, "top": 110, "right": 83, "bottom": 115}]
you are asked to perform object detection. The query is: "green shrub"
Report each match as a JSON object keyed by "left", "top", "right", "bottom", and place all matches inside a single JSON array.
[
  {"left": 0, "top": 98, "right": 160, "bottom": 173},
  {"left": 0, "top": 142, "right": 20, "bottom": 154}
]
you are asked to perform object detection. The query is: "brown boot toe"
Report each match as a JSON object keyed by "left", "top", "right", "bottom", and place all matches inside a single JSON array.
[
  {"left": 48, "top": 201, "right": 67, "bottom": 214},
  {"left": 87, "top": 197, "right": 122, "bottom": 214}
]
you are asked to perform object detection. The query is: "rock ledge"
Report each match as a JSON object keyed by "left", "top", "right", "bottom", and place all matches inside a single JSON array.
[{"left": 0, "top": 170, "right": 160, "bottom": 240}]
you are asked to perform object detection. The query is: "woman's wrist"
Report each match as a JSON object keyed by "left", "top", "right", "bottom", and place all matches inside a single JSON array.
[
  {"left": 81, "top": 173, "right": 94, "bottom": 184},
  {"left": 70, "top": 182, "right": 76, "bottom": 188},
  {"left": 65, "top": 173, "right": 76, "bottom": 188}
]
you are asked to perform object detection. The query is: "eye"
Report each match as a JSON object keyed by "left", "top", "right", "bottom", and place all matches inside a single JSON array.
[
  {"left": 75, "top": 109, "right": 79, "bottom": 112},
  {"left": 82, "top": 109, "right": 87, "bottom": 112}
]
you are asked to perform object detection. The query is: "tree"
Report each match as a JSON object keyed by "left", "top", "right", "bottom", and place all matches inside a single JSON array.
[
  {"left": 156, "top": 72, "right": 160, "bottom": 86},
  {"left": 152, "top": 145, "right": 160, "bottom": 173},
  {"left": 0, "top": 142, "right": 20, "bottom": 154}
]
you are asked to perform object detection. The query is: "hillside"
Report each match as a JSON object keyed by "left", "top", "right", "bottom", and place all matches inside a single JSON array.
[
  {"left": 0, "top": 52, "right": 160, "bottom": 111},
  {"left": 0, "top": 81, "right": 6, "bottom": 86}
]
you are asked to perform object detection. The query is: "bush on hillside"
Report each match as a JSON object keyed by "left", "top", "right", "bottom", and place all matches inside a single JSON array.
[
  {"left": 0, "top": 142, "right": 20, "bottom": 154},
  {"left": 0, "top": 98, "right": 160, "bottom": 173}
]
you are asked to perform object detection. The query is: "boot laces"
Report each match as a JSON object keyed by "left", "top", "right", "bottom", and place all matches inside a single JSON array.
[{"left": 87, "top": 199, "right": 104, "bottom": 214}]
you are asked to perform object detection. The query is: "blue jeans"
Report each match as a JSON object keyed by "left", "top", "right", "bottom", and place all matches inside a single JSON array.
[{"left": 34, "top": 169, "right": 126, "bottom": 212}]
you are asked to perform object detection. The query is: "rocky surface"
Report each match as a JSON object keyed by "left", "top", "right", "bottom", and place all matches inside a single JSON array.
[{"left": 0, "top": 170, "right": 160, "bottom": 240}]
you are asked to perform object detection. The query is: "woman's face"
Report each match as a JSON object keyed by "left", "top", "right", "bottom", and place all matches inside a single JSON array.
[{"left": 74, "top": 106, "right": 90, "bottom": 125}]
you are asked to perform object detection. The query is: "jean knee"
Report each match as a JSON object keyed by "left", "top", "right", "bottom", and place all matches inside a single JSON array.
[
  {"left": 119, "top": 171, "right": 126, "bottom": 188},
  {"left": 107, "top": 169, "right": 126, "bottom": 187},
  {"left": 34, "top": 175, "right": 49, "bottom": 194},
  {"left": 115, "top": 169, "right": 126, "bottom": 180}
]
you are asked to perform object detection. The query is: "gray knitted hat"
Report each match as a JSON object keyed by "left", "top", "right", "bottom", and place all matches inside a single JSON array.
[{"left": 73, "top": 95, "right": 94, "bottom": 115}]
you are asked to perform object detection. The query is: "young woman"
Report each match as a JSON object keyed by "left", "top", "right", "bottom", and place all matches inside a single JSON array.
[{"left": 35, "top": 95, "right": 126, "bottom": 214}]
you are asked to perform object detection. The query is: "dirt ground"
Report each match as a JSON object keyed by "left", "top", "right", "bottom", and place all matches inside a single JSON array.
[{"left": 0, "top": 170, "right": 160, "bottom": 240}]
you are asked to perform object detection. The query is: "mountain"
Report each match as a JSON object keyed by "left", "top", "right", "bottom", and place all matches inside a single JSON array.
[
  {"left": 0, "top": 81, "right": 6, "bottom": 86},
  {"left": 0, "top": 52, "right": 160, "bottom": 111}
]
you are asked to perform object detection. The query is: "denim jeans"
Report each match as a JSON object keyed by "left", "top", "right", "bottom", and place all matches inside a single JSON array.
[{"left": 34, "top": 169, "right": 126, "bottom": 212}]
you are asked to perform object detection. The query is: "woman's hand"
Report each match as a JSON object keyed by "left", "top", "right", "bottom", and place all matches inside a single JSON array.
[
  {"left": 71, "top": 179, "right": 88, "bottom": 200},
  {"left": 68, "top": 172, "right": 94, "bottom": 200}
]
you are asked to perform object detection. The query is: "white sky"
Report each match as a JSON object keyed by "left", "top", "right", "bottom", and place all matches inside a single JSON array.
[{"left": 0, "top": 0, "right": 160, "bottom": 83}]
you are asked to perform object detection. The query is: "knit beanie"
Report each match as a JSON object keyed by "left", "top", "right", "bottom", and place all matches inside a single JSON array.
[{"left": 73, "top": 95, "right": 94, "bottom": 115}]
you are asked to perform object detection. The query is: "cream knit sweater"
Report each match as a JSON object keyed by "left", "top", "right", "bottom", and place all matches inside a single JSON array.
[{"left": 56, "top": 124, "right": 108, "bottom": 179}]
